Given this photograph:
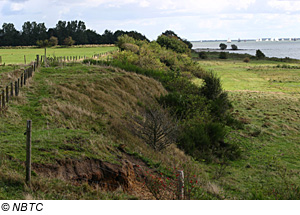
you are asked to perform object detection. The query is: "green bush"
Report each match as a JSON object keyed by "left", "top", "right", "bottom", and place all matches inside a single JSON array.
[
  {"left": 198, "top": 51, "right": 208, "bottom": 59},
  {"left": 231, "top": 44, "right": 238, "bottom": 50},
  {"left": 178, "top": 119, "right": 235, "bottom": 162},
  {"left": 64, "top": 36, "right": 75, "bottom": 46},
  {"left": 256, "top": 49, "right": 265, "bottom": 59},
  {"left": 219, "top": 43, "right": 227, "bottom": 50},
  {"left": 111, "top": 35, "right": 239, "bottom": 163},
  {"left": 243, "top": 57, "right": 250, "bottom": 63},
  {"left": 219, "top": 52, "right": 228, "bottom": 59},
  {"left": 116, "top": 35, "right": 136, "bottom": 51},
  {"left": 157, "top": 35, "right": 191, "bottom": 55},
  {"left": 200, "top": 71, "right": 232, "bottom": 120},
  {"left": 122, "top": 43, "right": 139, "bottom": 54},
  {"left": 49, "top": 36, "right": 58, "bottom": 46}
]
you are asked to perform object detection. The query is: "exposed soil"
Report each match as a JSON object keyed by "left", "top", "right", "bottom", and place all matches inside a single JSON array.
[
  {"left": 32, "top": 155, "right": 156, "bottom": 199},
  {"left": 32, "top": 158, "right": 136, "bottom": 191}
]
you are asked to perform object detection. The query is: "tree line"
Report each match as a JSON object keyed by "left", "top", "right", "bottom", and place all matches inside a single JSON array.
[{"left": 0, "top": 20, "right": 149, "bottom": 46}]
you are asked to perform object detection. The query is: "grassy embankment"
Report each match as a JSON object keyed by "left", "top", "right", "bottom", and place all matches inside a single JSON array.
[
  {"left": 193, "top": 52, "right": 300, "bottom": 199},
  {"left": 0, "top": 46, "right": 117, "bottom": 65},
  {"left": 0, "top": 58, "right": 209, "bottom": 200}
]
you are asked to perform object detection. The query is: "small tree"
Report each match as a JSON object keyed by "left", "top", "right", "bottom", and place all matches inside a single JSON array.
[
  {"left": 219, "top": 43, "right": 227, "bottom": 50},
  {"left": 36, "top": 39, "right": 50, "bottom": 67},
  {"left": 64, "top": 36, "right": 75, "bottom": 46},
  {"left": 256, "top": 49, "right": 265, "bottom": 59},
  {"left": 231, "top": 44, "right": 238, "bottom": 50},
  {"left": 49, "top": 36, "right": 58, "bottom": 46},
  {"left": 133, "top": 106, "right": 178, "bottom": 151}
]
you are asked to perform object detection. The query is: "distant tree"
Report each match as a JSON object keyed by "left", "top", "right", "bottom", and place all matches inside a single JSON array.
[
  {"left": 55, "top": 20, "right": 68, "bottom": 45},
  {"left": 219, "top": 43, "right": 227, "bottom": 50},
  {"left": 102, "top": 29, "right": 114, "bottom": 44},
  {"left": 86, "top": 29, "right": 101, "bottom": 44},
  {"left": 231, "top": 44, "right": 238, "bottom": 50},
  {"left": 256, "top": 49, "right": 265, "bottom": 59},
  {"left": 64, "top": 36, "right": 75, "bottom": 46},
  {"left": 0, "top": 23, "right": 20, "bottom": 46},
  {"left": 49, "top": 36, "right": 58, "bottom": 46}
]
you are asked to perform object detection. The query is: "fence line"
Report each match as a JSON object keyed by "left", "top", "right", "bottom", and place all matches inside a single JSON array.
[
  {"left": 0, "top": 55, "right": 40, "bottom": 112},
  {"left": 0, "top": 49, "right": 118, "bottom": 66},
  {"left": 39, "top": 50, "right": 118, "bottom": 65}
]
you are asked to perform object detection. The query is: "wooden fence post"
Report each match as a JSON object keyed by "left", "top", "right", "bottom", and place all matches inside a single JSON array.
[
  {"left": 24, "top": 71, "right": 26, "bottom": 86},
  {"left": 0, "top": 56, "right": 2, "bottom": 64},
  {"left": 18, "top": 78, "right": 20, "bottom": 92},
  {"left": 15, "top": 81, "right": 18, "bottom": 97},
  {"left": 24, "top": 55, "right": 26, "bottom": 65},
  {"left": 21, "top": 74, "right": 23, "bottom": 87},
  {"left": 36, "top": 55, "right": 39, "bottom": 67},
  {"left": 26, "top": 120, "right": 32, "bottom": 185},
  {"left": 5, "top": 86, "right": 9, "bottom": 103},
  {"left": 177, "top": 170, "right": 184, "bottom": 200},
  {"left": 2, "top": 90, "right": 5, "bottom": 108},
  {"left": 10, "top": 82, "right": 13, "bottom": 97}
]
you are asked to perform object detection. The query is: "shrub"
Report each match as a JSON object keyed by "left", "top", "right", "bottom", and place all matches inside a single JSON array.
[
  {"left": 64, "top": 36, "right": 75, "bottom": 46},
  {"left": 49, "top": 36, "right": 58, "bottom": 46},
  {"left": 231, "top": 44, "right": 238, "bottom": 50},
  {"left": 243, "top": 57, "right": 250, "bottom": 63},
  {"left": 36, "top": 39, "right": 49, "bottom": 48},
  {"left": 122, "top": 43, "right": 139, "bottom": 54},
  {"left": 219, "top": 43, "right": 227, "bottom": 50},
  {"left": 200, "top": 71, "right": 232, "bottom": 120},
  {"left": 198, "top": 51, "right": 208, "bottom": 59},
  {"left": 157, "top": 35, "right": 191, "bottom": 55},
  {"left": 219, "top": 52, "right": 228, "bottom": 59},
  {"left": 256, "top": 49, "right": 265, "bottom": 59},
  {"left": 116, "top": 35, "right": 136, "bottom": 51}
]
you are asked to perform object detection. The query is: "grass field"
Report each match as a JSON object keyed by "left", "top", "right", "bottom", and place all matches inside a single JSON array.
[
  {"left": 196, "top": 57, "right": 300, "bottom": 199},
  {"left": 0, "top": 46, "right": 118, "bottom": 64}
]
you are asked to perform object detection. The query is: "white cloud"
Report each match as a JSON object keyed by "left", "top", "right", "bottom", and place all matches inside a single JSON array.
[
  {"left": 139, "top": 0, "right": 150, "bottom": 7},
  {"left": 268, "top": 0, "right": 300, "bottom": 11},
  {"left": 10, "top": 2, "right": 24, "bottom": 10}
]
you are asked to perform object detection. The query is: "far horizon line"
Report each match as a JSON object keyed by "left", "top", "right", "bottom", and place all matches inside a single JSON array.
[{"left": 191, "top": 38, "right": 300, "bottom": 42}]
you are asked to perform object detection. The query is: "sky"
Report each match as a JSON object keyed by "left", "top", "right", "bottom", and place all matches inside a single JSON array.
[{"left": 0, "top": 0, "right": 300, "bottom": 41}]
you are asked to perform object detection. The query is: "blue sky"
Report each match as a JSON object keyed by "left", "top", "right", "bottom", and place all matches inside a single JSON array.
[{"left": 0, "top": 0, "right": 300, "bottom": 40}]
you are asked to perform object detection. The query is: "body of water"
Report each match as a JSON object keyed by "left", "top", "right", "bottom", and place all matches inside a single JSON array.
[{"left": 192, "top": 40, "right": 300, "bottom": 60}]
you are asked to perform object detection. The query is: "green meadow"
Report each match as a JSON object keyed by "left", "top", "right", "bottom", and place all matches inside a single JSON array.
[
  {"left": 195, "top": 57, "right": 300, "bottom": 199},
  {"left": 0, "top": 46, "right": 118, "bottom": 64}
]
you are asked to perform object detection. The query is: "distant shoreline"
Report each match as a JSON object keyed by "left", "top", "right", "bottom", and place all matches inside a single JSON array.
[{"left": 193, "top": 48, "right": 252, "bottom": 52}]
